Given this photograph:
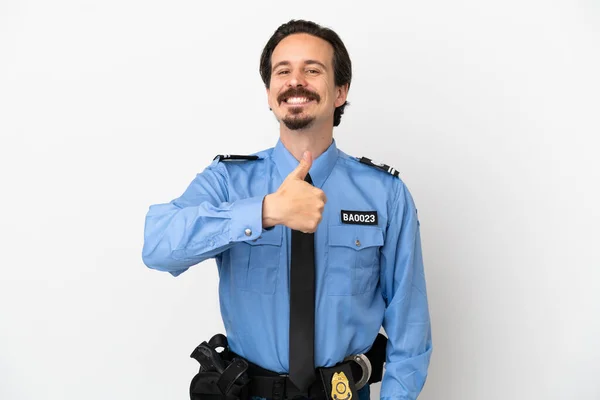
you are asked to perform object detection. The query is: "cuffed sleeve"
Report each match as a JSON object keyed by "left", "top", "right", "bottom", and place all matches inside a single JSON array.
[
  {"left": 378, "top": 181, "right": 432, "bottom": 400},
  {"left": 142, "top": 161, "right": 268, "bottom": 276},
  {"left": 230, "top": 196, "right": 267, "bottom": 242}
]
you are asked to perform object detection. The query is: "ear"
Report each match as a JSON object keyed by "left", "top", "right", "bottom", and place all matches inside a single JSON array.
[{"left": 334, "top": 83, "right": 349, "bottom": 108}]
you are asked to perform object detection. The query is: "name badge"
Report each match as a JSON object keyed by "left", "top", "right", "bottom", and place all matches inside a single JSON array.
[{"left": 340, "top": 210, "right": 378, "bottom": 226}]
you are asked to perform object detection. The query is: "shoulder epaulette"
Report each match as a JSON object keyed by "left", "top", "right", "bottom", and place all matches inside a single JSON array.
[
  {"left": 358, "top": 157, "right": 400, "bottom": 177},
  {"left": 213, "top": 154, "right": 260, "bottom": 162}
]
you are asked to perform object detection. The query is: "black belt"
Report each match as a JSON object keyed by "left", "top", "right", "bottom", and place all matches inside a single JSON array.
[
  {"left": 243, "top": 358, "right": 357, "bottom": 400},
  {"left": 190, "top": 333, "right": 387, "bottom": 400},
  {"left": 241, "top": 333, "right": 387, "bottom": 400}
]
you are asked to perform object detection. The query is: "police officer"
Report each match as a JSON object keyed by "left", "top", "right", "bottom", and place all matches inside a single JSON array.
[{"left": 142, "top": 20, "right": 432, "bottom": 400}]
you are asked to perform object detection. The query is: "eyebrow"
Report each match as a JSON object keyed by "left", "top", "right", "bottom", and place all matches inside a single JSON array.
[{"left": 271, "top": 60, "right": 328, "bottom": 72}]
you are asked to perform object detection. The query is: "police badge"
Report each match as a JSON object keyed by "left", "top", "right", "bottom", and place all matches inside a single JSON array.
[{"left": 331, "top": 372, "right": 353, "bottom": 400}]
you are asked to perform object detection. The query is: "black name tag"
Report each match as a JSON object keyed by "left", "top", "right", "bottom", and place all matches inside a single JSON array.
[{"left": 340, "top": 210, "right": 378, "bottom": 225}]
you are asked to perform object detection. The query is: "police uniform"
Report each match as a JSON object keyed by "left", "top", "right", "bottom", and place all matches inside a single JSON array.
[{"left": 142, "top": 139, "right": 432, "bottom": 400}]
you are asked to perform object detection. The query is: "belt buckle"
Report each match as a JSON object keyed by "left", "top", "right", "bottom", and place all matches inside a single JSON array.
[{"left": 343, "top": 354, "right": 372, "bottom": 390}]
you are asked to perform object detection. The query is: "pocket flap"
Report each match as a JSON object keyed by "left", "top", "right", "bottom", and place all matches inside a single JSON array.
[
  {"left": 329, "top": 225, "right": 384, "bottom": 250},
  {"left": 246, "top": 225, "right": 283, "bottom": 246}
]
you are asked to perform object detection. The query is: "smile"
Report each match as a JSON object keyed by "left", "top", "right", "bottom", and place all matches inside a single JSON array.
[{"left": 282, "top": 97, "right": 316, "bottom": 106}]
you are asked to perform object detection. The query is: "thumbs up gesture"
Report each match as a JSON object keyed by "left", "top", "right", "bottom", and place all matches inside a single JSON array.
[{"left": 262, "top": 151, "right": 327, "bottom": 233}]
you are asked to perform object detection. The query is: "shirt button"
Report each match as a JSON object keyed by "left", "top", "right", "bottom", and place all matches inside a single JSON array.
[
  {"left": 244, "top": 228, "right": 252, "bottom": 237},
  {"left": 355, "top": 239, "right": 361, "bottom": 247}
]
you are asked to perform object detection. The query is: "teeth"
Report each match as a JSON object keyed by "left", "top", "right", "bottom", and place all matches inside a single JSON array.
[{"left": 286, "top": 97, "right": 311, "bottom": 104}]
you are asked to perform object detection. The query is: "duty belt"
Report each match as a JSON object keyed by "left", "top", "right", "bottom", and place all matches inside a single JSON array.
[{"left": 190, "top": 333, "right": 387, "bottom": 400}]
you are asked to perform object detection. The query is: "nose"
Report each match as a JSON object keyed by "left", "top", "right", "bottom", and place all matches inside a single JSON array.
[{"left": 287, "top": 69, "right": 307, "bottom": 88}]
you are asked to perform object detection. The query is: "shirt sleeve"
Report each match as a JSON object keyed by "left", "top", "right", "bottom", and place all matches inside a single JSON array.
[
  {"left": 142, "top": 160, "right": 266, "bottom": 277},
  {"left": 379, "top": 180, "right": 433, "bottom": 400}
]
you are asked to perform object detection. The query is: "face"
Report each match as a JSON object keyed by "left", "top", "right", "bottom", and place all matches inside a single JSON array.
[{"left": 267, "top": 33, "right": 348, "bottom": 130}]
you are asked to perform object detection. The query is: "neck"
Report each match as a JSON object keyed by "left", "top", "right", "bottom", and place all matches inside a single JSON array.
[{"left": 279, "top": 122, "right": 334, "bottom": 161}]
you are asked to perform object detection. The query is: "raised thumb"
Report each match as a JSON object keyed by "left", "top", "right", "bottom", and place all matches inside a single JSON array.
[{"left": 290, "top": 151, "right": 312, "bottom": 180}]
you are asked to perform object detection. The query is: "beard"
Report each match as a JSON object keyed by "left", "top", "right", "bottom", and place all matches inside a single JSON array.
[
  {"left": 277, "top": 87, "right": 320, "bottom": 130},
  {"left": 281, "top": 105, "right": 315, "bottom": 130}
]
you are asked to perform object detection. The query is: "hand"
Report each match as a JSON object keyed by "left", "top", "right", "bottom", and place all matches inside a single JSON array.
[{"left": 262, "top": 151, "right": 327, "bottom": 233}]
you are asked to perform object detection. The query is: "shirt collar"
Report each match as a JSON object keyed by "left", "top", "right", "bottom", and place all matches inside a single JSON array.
[{"left": 272, "top": 138, "right": 339, "bottom": 188}]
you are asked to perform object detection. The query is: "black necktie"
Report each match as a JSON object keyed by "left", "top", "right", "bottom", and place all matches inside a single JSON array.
[{"left": 289, "top": 173, "right": 316, "bottom": 393}]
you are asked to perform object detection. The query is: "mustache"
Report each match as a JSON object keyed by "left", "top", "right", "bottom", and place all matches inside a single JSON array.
[{"left": 277, "top": 88, "right": 321, "bottom": 104}]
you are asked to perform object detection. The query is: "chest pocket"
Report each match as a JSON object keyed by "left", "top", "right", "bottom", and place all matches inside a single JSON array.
[
  {"left": 326, "top": 225, "right": 384, "bottom": 296},
  {"left": 229, "top": 226, "right": 283, "bottom": 295}
]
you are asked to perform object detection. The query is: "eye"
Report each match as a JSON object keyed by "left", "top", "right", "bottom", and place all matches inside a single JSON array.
[
  {"left": 307, "top": 69, "right": 320, "bottom": 75},
  {"left": 276, "top": 70, "right": 290, "bottom": 75}
]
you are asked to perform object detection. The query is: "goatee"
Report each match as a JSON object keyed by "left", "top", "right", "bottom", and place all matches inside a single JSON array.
[
  {"left": 282, "top": 104, "right": 315, "bottom": 130},
  {"left": 283, "top": 115, "right": 315, "bottom": 130}
]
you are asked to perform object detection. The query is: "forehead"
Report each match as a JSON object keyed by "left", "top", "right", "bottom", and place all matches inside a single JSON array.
[{"left": 271, "top": 33, "right": 334, "bottom": 68}]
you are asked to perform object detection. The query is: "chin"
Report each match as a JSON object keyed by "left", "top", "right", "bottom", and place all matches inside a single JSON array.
[{"left": 282, "top": 116, "right": 316, "bottom": 130}]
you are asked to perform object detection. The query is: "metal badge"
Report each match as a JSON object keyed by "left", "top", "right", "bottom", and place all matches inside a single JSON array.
[
  {"left": 344, "top": 354, "right": 372, "bottom": 390},
  {"left": 331, "top": 371, "right": 353, "bottom": 400}
]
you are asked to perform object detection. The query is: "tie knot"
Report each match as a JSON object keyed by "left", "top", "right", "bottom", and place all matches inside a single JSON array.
[{"left": 304, "top": 173, "right": 313, "bottom": 185}]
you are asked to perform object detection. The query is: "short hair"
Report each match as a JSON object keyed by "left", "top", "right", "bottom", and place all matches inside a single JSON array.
[{"left": 259, "top": 20, "right": 352, "bottom": 127}]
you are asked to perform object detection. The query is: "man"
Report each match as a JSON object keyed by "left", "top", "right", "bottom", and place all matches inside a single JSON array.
[{"left": 143, "top": 20, "right": 432, "bottom": 400}]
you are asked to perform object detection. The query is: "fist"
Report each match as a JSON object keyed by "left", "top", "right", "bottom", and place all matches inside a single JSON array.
[{"left": 262, "top": 151, "right": 327, "bottom": 233}]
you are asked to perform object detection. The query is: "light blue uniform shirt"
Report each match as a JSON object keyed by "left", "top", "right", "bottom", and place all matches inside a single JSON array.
[{"left": 142, "top": 139, "right": 432, "bottom": 400}]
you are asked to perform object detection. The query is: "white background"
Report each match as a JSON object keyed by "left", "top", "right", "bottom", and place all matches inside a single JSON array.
[{"left": 1, "top": 1, "right": 599, "bottom": 399}]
